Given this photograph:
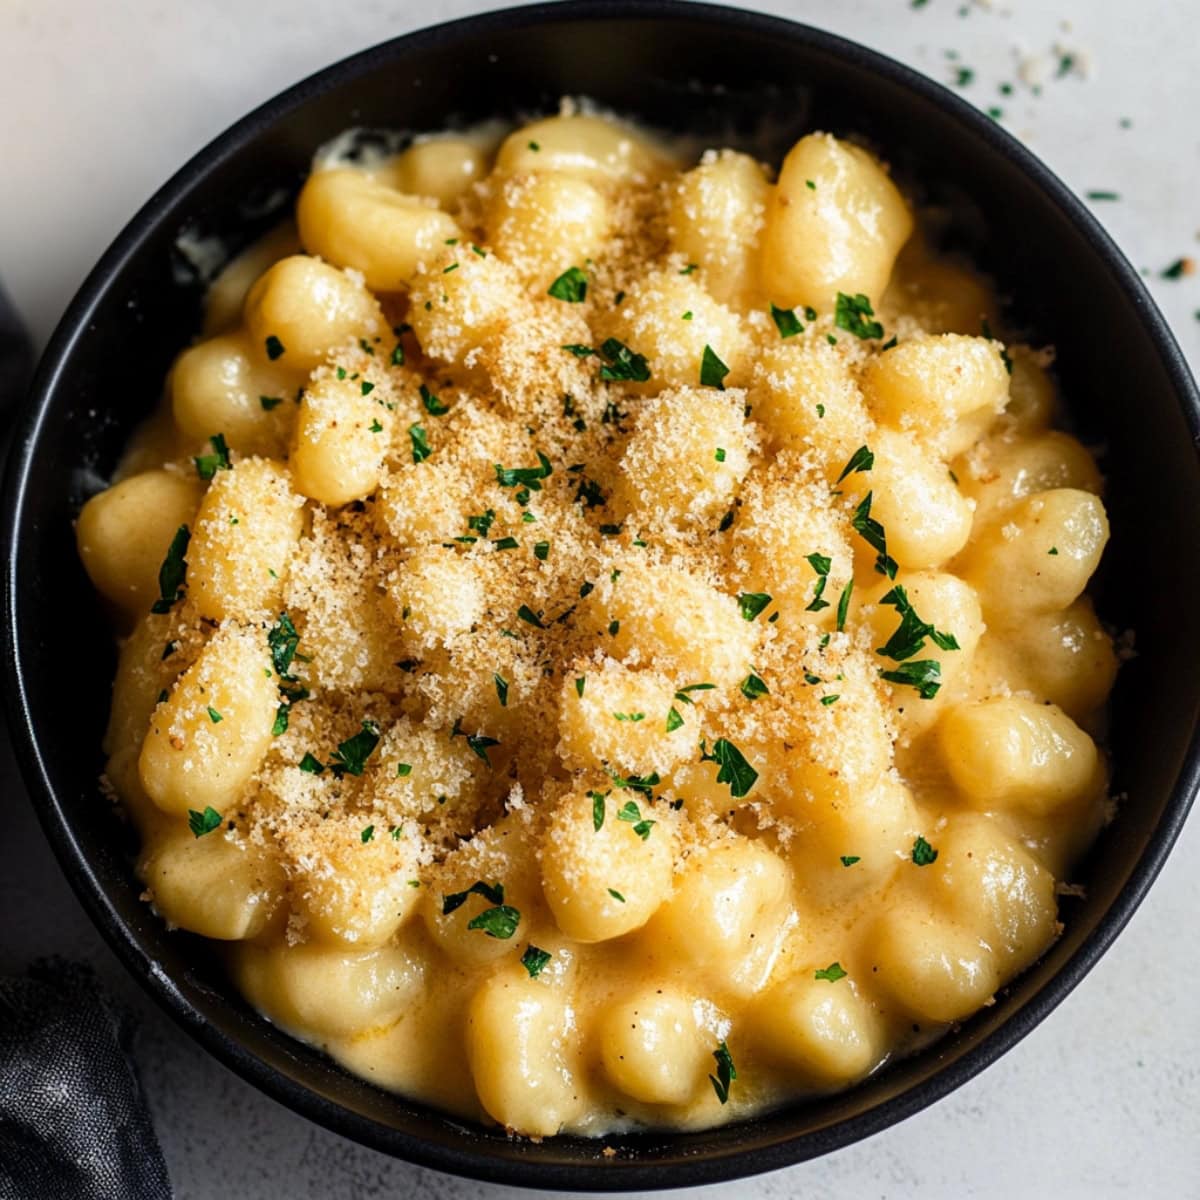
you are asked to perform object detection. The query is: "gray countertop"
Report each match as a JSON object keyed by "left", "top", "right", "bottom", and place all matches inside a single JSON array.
[{"left": 2, "top": 1, "right": 1198, "bottom": 1196}]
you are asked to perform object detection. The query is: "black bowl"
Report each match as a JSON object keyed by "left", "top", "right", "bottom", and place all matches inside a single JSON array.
[{"left": 5, "top": 1, "right": 1200, "bottom": 1190}]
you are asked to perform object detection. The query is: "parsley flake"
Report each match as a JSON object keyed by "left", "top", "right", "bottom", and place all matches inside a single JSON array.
[
  {"left": 912, "top": 835, "right": 939, "bottom": 866},
  {"left": 408, "top": 423, "right": 432, "bottom": 463},
  {"left": 769, "top": 304, "right": 804, "bottom": 338},
  {"left": 467, "top": 904, "right": 521, "bottom": 939},
  {"left": 598, "top": 337, "right": 651, "bottom": 382},
  {"left": 592, "top": 791, "right": 606, "bottom": 831},
  {"left": 264, "top": 334, "right": 285, "bottom": 360},
  {"left": 150, "top": 525, "right": 190, "bottom": 613},
  {"left": 495, "top": 452, "right": 553, "bottom": 491},
  {"left": 834, "top": 292, "right": 884, "bottom": 340},
  {"left": 206, "top": 706, "right": 223, "bottom": 724},
  {"left": 187, "top": 806, "right": 222, "bottom": 838},
  {"left": 442, "top": 880, "right": 504, "bottom": 915},
  {"left": 494, "top": 673, "right": 509, "bottom": 707},
  {"left": 329, "top": 721, "right": 381, "bottom": 777},
  {"left": 740, "top": 671, "right": 769, "bottom": 701},
  {"left": 607, "top": 888, "right": 626, "bottom": 902},
  {"left": 666, "top": 706, "right": 684, "bottom": 732},
  {"left": 805, "top": 552, "right": 832, "bottom": 612},
  {"left": 521, "top": 945, "right": 552, "bottom": 978},
  {"left": 709, "top": 1041, "right": 737, "bottom": 1104},
  {"left": 836, "top": 444, "right": 875, "bottom": 483},
  {"left": 194, "top": 433, "right": 231, "bottom": 481},
  {"left": 259, "top": 394, "right": 283, "bottom": 411},
  {"left": 840, "top": 855, "right": 861, "bottom": 867},
  {"left": 700, "top": 344, "right": 730, "bottom": 390},
  {"left": 880, "top": 659, "right": 942, "bottom": 699},
  {"left": 421, "top": 384, "right": 450, "bottom": 415},
  {"left": 850, "top": 492, "right": 898, "bottom": 579},
  {"left": 548, "top": 266, "right": 588, "bottom": 303},
  {"left": 738, "top": 592, "right": 772, "bottom": 621},
  {"left": 361, "top": 825, "right": 375, "bottom": 843},
  {"left": 814, "top": 962, "right": 847, "bottom": 982},
  {"left": 699, "top": 737, "right": 758, "bottom": 798}
]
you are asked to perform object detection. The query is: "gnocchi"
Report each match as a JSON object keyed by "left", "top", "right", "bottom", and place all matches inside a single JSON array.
[{"left": 82, "top": 113, "right": 1116, "bottom": 1139}]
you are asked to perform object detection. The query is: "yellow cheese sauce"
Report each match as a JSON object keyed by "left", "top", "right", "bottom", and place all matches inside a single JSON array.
[{"left": 77, "top": 108, "right": 1116, "bottom": 1137}]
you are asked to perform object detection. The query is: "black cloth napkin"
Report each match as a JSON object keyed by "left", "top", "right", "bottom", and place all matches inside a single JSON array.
[{"left": 0, "top": 960, "right": 172, "bottom": 1200}]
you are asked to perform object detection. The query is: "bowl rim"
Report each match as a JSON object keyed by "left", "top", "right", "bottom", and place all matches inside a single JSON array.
[{"left": 4, "top": 0, "right": 1200, "bottom": 1190}]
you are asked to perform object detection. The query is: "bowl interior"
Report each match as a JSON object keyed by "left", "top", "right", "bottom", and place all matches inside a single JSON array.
[{"left": 6, "top": 2, "right": 1200, "bottom": 1190}]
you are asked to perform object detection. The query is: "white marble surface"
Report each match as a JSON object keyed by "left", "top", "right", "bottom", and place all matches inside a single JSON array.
[{"left": 2, "top": 1, "right": 1198, "bottom": 1197}]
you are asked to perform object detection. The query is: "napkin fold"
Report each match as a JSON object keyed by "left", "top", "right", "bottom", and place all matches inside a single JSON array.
[{"left": 0, "top": 960, "right": 172, "bottom": 1200}]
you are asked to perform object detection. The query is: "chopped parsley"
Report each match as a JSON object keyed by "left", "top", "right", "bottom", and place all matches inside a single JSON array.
[
  {"left": 451, "top": 718, "right": 501, "bottom": 765},
  {"left": 259, "top": 394, "right": 283, "bottom": 411},
  {"left": 709, "top": 1041, "right": 736, "bottom": 1104},
  {"left": 592, "top": 791, "right": 606, "bottom": 831},
  {"left": 616, "top": 798, "right": 655, "bottom": 840},
  {"left": 1048, "top": 546, "right": 1059, "bottom": 555},
  {"left": 598, "top": 337, "right": 651, "bottom": 382},
  {"left": 805, "top": 552, "right": 832, "bottom": 612},
  {"left": 516, "top": 604, "right": 545, "bottom": 628},
  {"left": 534, "top": 540, "right": 550, "bottom": 561},
  {"left": 264, "top": 334, "right": 285, "bottom": 360},
  {"left": 1086, "top": 190, "right": 1120, "bottom": 201},
  {"left": 467, "top": 509, "right": 496, "bottom": 537},
  {"left": 814, "top": 962, "right": 847, "bottom": 983},
  {"left": 679, "top": 263, "right": 698, "bottom": 275},
  {"left": 442, "top": 880, "right": 505, "bottom": 915},
  {"left": 390, "top": 340, "right": 405, "bottom": 366},
  {"left": 193, "top": 433, "right": 231, "bottom": 481},
  {"left": 408, "top": 423, "right": 432, "bottom": 463},
  {"left": 360, "top": 380, "right": 375, "bottom": 396},
  {"left": 835, "top": 579, "right": 853, "bottom": 632},
  {"left": 396, "top": 763, "right": 412, "bottom": 777},
  {"left": 361, "top": 825, "right": 375, "bottom": 843},
  {"left": 699, "top": 737, "right": 758, "bottom": 798},
  {"left": 606, "top": 769, "right": 659, "bottom": 796},
  {"left": 666, "top": 706, "right": 684, "bottom": 732},
  {"left": 834, "top": 292, "right": 884, "bottom": 340},
  {"left": 298, "top": 752, "right": 325, "bottom": 775},
  {"left": 268, "top": 612, "right": 301, "bottom": 680},
  {"left": 674, "top": 682, "right": 715, "bottom": 704},
  {"left": 521, "top": 945, "right": 552, "bottom": 978},
  {"left": 575, "top": 676, "right": 586, "bottom": 698},
  {"left": 715, "top": 447, "right": 727, "bottom": 463},
  {"left": 494, "top": 673, "right": 509, "bottom": 707},
  {"left": 494, "top": 451, "right": 553, "bottom": 491},
  {"left": 187, "top": 806, "right": 222, "bottom": 838},
  {"left": 740, "top": 671, "right": 769, "bottom": 701},
  {"left": 836, "top": 444, "right": 875, "bottom": 484},
  {"left": 738, "top": 592, "right": 772, "bottom": 621},
  {"left": 840, "top": 855, "right": 861, "bottom": 867},
  {"left": 420, "top": 384, "right": 450, "bottom": 415},
  {"left": 820, "top": 694, "right": 840, "bottom": 706},
  {"left": 329, "top": 720, "right": 381, "bottom": 777},
  {"left": 881, "top": 659, "right": 943, "bottom": 699},
  {"left": 911, "top": 835, "right": 939, "bottom": 866},
  {"left": 607, "top": 888, "right": 626, "bottom": 902},
  {"left": 467, "top": 904, "right": 521, "bottom": 939},
  {"left": 850, "top": 492, "right": 898, "bottom": 579},
  {"left": 699, "top": 344, "right": 730, "bottom": 390},
  {"left": 876, "top": 585, "right": 960, "bottom": 661},
  {"left": 547, "top": 266, "right": 588, "bottom": 303},
  {"left": 369, "top": 419, "right": 383, "bottom": 433},
  {"left": 1163, "top": 258, "right": 1191, "bottom": 280},
  {"left": 206, "top": 706, "right": 222, "bottom": 724},
  {"left": 562, "top": 343, "right": 596, "bottom": 358},
  {"left": 769, "top": 304, "right": 804, "bottom": 338},
  {"left": 150, "top": 524, "right": 190, "bottom": 613},
  {"left": 612, "top": 711, "right": 645, "bottom": 722}
]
